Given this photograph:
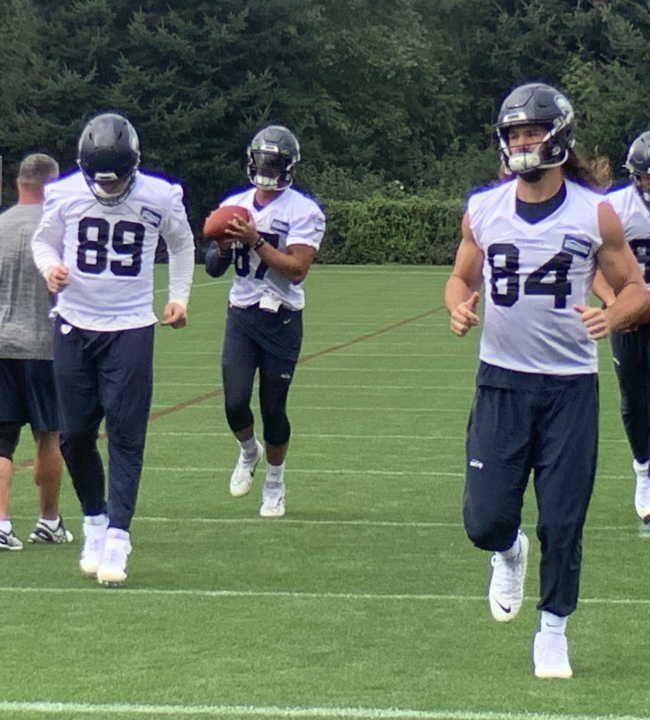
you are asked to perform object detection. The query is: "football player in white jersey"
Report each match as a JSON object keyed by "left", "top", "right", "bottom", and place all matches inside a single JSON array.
[
  {"left": 205, "top": 125, "right": 325, "bottom": 518},
  {"left": 445, "top": 83, "right": 646, "bottom": 679},
  {"left": 31, "top": 112, "right": 195, "bottom": 586},
  {"left": 596, "top": 132, "right": 650, "bottom": 523}
]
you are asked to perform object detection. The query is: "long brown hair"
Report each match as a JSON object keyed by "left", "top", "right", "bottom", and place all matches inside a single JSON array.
[{"left": 563, "top": 148, "right": 611, "bottom": 191}]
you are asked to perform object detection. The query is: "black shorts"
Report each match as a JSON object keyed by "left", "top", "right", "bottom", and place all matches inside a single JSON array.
[
  {"left": 222, "top": 303, "right": 303, "bottom": 370},
  {"left": 0, "top": 358, "right": 58, "bottom": 431}
]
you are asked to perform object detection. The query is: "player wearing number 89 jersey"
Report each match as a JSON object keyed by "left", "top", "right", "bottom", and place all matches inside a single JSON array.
[
  {"left": 32, "top": 170, "right": 193, "bottom": 330},
  {"left": 445, "top": 82, "right": 646, "bottom": 679},
  {"left": 31, "top": 112, "right": 195, "bottom": 587}
]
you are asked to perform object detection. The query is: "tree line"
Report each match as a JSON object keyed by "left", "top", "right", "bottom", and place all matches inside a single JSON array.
[{"left": 0, "top": 0, "right": 648, "bottom": 235}]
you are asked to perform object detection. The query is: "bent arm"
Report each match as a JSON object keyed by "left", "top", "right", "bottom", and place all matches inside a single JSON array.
[
  {"left": 444, "top": 213, "right": 484, "bottom": 336},
  {"left": 597, "top": 202, "right": 647, "bottom": 331}
]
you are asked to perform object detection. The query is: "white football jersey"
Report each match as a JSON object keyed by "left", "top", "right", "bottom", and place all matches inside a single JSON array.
[
  {"left": 220, "top": 187, "right": 325, "bottom": 311},
  {"left": 468, "top": 179, "right": 602, "bottom": 375},
  {"left": 607, "top": 184, "right": 650, "bottom": 288},
  {"left": 32, "top": 170, "right": 195, "bottom": 331}
]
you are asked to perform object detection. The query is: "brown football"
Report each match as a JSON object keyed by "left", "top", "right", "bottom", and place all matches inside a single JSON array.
[{"left": 203, "top": 205, "right": 251, "bottom": 240}]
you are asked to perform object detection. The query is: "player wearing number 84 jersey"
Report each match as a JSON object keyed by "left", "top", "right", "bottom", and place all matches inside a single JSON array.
[
  {"left": 445, "top": 82, "right": 646, "bottom": 679},
  {"left": 31, "top": 112, "right": 194, "bottom": 587}
]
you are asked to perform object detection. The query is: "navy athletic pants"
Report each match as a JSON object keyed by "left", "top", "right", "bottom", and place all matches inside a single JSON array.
[
  {"left": 610, "top": 324, "right": 650, "bottom": 464},
  {"left": 53, "top": 317, "right": 154, "bottom": 531},
  {"left": 464, "top": 362, "right": 598, "bottom": 617},
  {"left": 221, "top": 304, "right": 302, "bottom": 447}
]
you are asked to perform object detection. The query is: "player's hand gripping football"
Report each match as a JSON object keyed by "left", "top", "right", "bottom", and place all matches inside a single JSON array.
[
  {"left": 225, "top": 213, "right": 260, "bottom": 247},
  {"left": 450, "top": 292, "right": 480, "bottom": 336}
]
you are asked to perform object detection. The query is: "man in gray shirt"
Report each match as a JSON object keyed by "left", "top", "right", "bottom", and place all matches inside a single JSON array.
[{"left": 0, "top": 153, "right": 73, "bottom": 549}]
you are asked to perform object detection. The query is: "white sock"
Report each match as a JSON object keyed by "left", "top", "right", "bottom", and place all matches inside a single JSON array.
[
  {"left": 238, "top": 435, "right": 259, "bottom": 459},
  {"left": 85, "top": 513, "right": 108, "bottom": 527},
  {"left": 107, "top": 527, "right": 130, "bottom": 541},
  {"left": 0, "top": 519, "right": 12, "bottom": 533},
  {"left": 501, "top": 532, "right": 521, "bottom": 561},
  {"left": 39, "top": 516, "right": 61, "bottom": 529},
  {"left": 633, "top": 459, "right": 649, "bottom": 477},
  {"left": 540, "top": 611, "right": 567, "bottom": 635},
  {"left": 265, "top": 462, "right": 285, "bottom": 485}
]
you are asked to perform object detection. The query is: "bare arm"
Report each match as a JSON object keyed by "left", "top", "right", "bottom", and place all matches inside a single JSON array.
[
  {"left": 444, "top": 212, "right": 484, "bottom": 336},
  {"left": 592, "top": 202, "right": 647, "bottom": 333},
  {"left": 591, "top": 269, "right": 616, "bottom": 308},
  {"left": 225, "top": 212, "right": 315, "bottom": 283}
]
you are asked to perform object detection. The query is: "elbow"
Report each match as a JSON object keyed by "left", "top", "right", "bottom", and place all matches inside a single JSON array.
[{"left": 290, "top": 270, "right": 307, "bottom": 284}]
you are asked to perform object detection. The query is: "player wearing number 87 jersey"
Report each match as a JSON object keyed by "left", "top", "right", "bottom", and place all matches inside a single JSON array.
[
  {"left": 445, "top": 82, "right": 646, "bottom": 679},
  {"left": 204, "top": 124, "right": 325, "bottom": 519},
  {"left": 31, "top": 112, "right": 195, "bottom": 587}
]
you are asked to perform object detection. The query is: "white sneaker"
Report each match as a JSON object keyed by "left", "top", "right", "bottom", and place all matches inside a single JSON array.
[
  {"left": 97, "top": 528, "right": 132, "bottom": 587},
  {"left": 79, "top": 515, "right": 108, "bottom": 576},
  {"left": 534, "top": 631, "right": 573, "bottom": 679},
  {"left": 489, "top": 530, "right": 529, "bottom": 622},
  {"left": 0, "top": 527, "right": 23, "bottom": 551},
  {"left": 260, "top": 481, "right": 285, "bottom": 518},
  {"left": 230, "top": 440, "right": 264, "bottom": 497},
  {"left": 28, "top": 517, "right": 74, "bottom": 544},
  {"left": 633, "top": 460, "right": 650, "bottom": 522}
]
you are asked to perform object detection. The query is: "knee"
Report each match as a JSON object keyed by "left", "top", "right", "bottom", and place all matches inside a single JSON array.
[
  {"left": 225, "top": 401, "right": 253, "bottom": 434},
  {"left": 0, "top": 422, "right": 21, "bottom": 462},
  {"left": 464, "top": 505, "right": 518, "bottom": 552},
  {"left": 260, "top": 407, "right": 290, "bottom": 446},
  {"left": 60, "top": 429, "right": 97, "bottom": 454}
]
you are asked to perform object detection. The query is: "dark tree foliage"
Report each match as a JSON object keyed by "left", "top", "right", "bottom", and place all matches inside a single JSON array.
[{"left": 0, "top": 0, "right": 648, "bottom": 224}]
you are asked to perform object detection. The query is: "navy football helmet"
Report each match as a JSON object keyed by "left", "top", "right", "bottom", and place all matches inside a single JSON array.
[
  {"left": 496, "top": 83, "right": 575, "bottom": 175},
  {"left": 247, "top": 125, "right": 300, "bottom": 191},
  {"left": 625, "top": 131, "right": 650, "bottom": 203},
  {"left": 77, "top": 112, "right": 141, "bottom": 205}
]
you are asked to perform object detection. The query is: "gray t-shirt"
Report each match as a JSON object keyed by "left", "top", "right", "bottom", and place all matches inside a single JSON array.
[{"left": 0, "top": 203, "right": 54, "bottom": 359}]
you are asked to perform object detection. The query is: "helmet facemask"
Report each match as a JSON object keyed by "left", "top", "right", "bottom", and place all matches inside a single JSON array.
[
  {"left": 246, "top": 126, "right": 300, "bottom": 191},
  {"left": 495, "top": 84, "right": 575, "bottom": 177}
]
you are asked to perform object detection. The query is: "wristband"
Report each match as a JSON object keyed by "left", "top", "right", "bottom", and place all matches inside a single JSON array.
[{"left": 252, "top": 237, "right": 266, "bottom": 251}]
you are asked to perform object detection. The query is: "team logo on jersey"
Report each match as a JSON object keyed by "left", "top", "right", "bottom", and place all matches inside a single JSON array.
[
  {"left": 140, "top": 207, "right": 162, "bottom": 228},
  {"left": 270, "top": 219, "right": 290, "bottom": 234},
  {"left": 314, "top": 217, "right": 325, "bottom": 233},
  {"left": 562, "top": 234, "right": 591, "bottom": 258}
]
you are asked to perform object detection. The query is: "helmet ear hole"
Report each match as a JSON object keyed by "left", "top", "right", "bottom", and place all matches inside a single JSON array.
[
  {"left": 247, "top": 125, "right": 300, "bottom": 191},
  {"left": 78, "top": 113, "right": 141, "bottom": 205}
]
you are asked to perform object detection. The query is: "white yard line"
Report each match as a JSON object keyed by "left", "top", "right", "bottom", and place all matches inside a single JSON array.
[{"left": 0, "top": 700, "right": 646, "bottom": 720}]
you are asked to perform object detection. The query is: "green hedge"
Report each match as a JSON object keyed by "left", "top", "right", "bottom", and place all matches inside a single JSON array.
[{"left": 318, "top": 195, "right": 464, "bottom": 265}]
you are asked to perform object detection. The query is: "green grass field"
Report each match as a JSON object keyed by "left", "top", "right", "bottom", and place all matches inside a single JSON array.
[{"left": 3, "top": 265, "right": 650, "bottom": 720}]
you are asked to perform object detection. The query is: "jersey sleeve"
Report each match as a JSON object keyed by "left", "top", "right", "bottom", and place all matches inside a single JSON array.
[
  {"left": 31, "top": 185, "right": 67, "bottom": 277},
  {"left": 286, "top": 202, "right": 326, "bottom": 251},
  {"left": 159, "top": 184, "right": 195, "bottom": 254},
  {"left": 159, "top": 183, "right": 195, "bottom": 308}
]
